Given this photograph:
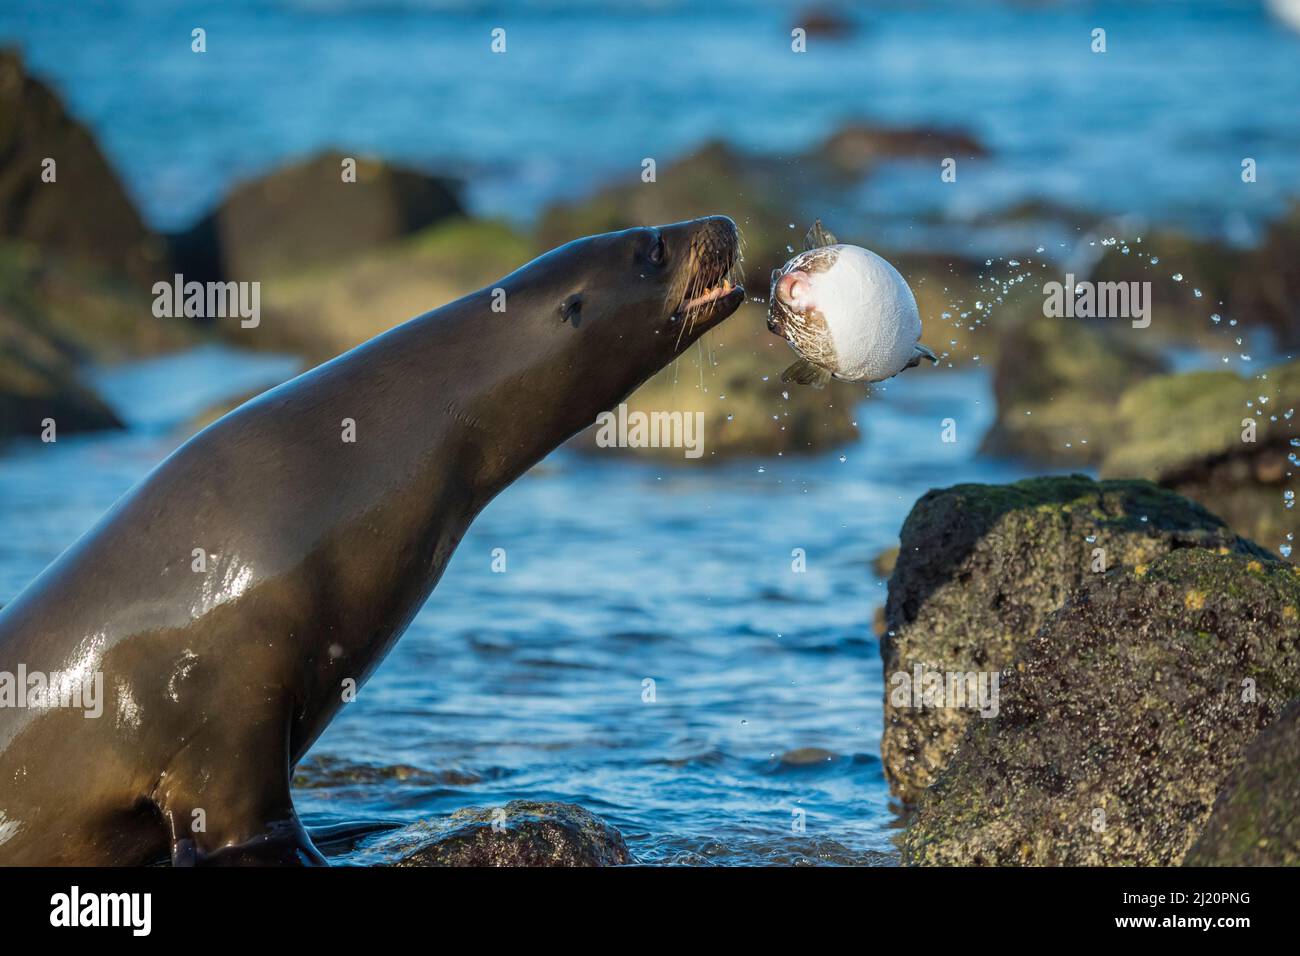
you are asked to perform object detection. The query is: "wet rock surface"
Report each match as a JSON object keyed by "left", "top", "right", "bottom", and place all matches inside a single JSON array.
[
  {"left": 902, "top": 549, "right": 1300, "bottom": 865},
  {"left": 1184, "top": 699, "right": 1300, "bottom": 866},
  {"left": 369, "top": 801, "right": 632, "bottom": 867},
  {"left": 881, "top": 475, "right": 1269, "bottom": 804}
]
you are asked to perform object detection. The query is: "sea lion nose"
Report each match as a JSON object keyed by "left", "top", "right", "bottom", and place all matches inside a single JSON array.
[{"left": 776, "top": 270, "right": 809, "bottom": 306}]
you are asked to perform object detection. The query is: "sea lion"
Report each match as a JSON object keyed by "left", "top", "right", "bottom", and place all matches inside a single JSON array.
[{"left": 0, "top": 217, "right": 744, "bottom": 865}]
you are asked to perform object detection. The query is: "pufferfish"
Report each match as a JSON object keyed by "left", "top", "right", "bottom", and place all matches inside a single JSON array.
[{"left": 767, "top": 221, "right": 937, "bottom": 388}]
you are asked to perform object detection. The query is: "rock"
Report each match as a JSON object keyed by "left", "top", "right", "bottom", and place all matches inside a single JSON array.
[
  {"left": 903, "top": 549, "right": 1300, "bottom": 865},
  {"left": 1085, "top": 230, "right": 1246, "bottom": 345},
  {"left": 1184, "top": 699, "right": 1300, "bottom": 866},
  {"left": 0, "top": 49, "right": 166, "bottom": 283},
  {"left": 871, "top": 546, "right": 899, "bottom": 578},
  {"left": 979, "top": 317, "right": 1166, "bottom": 467},
  {"left": 881, "top": 475, "right": 1270, "bottom": 804},
  {"left": 173, "top": 150, "right": 463, "bottom": 282},
  {"left": 225, "top": 217, "right": 534, "bottom": 359},
  {"left": 1234, "top": 201, "right": 1300, "bottom": 347},
  {"left": 791, "top": 7, "right": 856, "bottom": 39},
  {"left": 0, "top": 241, "right": 196, "bottom": 363},
  {"left": 571, "top": 298, "right": 861, "bottom": 461},
  {"left": 816, "top": 122, "right": 988, "bottom": 177},
  {"left": 0, "top": 315, "right": 123, "bottom": 440},
  {"left": 1099, "top": 359, "right": 1300, "bottom": 557},
  {"left": 373, "top": 801, "right": 631, "bottom": 867},
  {"left": 537, "top": 140, "right": 803, "bottom": 297}
]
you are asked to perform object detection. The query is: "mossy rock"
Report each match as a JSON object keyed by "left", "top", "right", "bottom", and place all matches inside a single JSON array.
[
  {"left": 0, "top": 241, "right": 197, "bottom": 363},
  {"left": 1088, "top": 230, "right": 1246, "bottom": 345},
  {"left": 571, "top": 299, "right": 859, "bottom": 461},
  {"left": 1100, "top": 359, "right": 1300, "bottom": 556},
  {"left": 1102, "top": 359, "right": 1300, "bottom": 481},
  {"left": 373, "top": 801, "right": 631, "bottom": 867},
  {"left": 902, "top": 549, "right": 1300, "bottom": 865},
  {"left": 536, "top": 141, "right": 804, "bottom": 297},
  {"left": 224, "top": 217, "right": 536, "bottom": 360},
  {"left": 882, "top": 476, "right": 1269, "bottom": 804},
  {"left": 979, "top": 316, "right": 1165, "bottom": 467},
  {"left": 1184, "top": 698, "right": 1300, "bottom": 866},
  {"left": 172, "top": 149, "right": 463, "bottom": 282},
  {"left": 0, "top": 314, "right": 122, "bottom": 439}
]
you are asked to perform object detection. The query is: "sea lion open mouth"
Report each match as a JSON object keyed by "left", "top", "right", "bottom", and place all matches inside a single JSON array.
[{"left": 673, "top": 219, "right": 746, "bottom": 338}]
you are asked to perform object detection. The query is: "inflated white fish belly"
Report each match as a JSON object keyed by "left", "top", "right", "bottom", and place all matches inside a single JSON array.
[{"left": 819, "top": 246, "right": 923, "bottom": 382}]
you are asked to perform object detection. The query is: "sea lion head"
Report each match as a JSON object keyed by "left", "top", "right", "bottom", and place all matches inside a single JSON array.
[{"left": 503, "top": 216, "right": 745, "bottom": 412}]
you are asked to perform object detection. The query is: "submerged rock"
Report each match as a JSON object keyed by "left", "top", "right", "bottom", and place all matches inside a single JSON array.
[
  {"left": 903, "top": 549, "right": 1300, "bottom": 865},
  {"left": 881, "top": 475, "right": 1269, "bottom": 804},
  {"left": 1184, "top": 699, "right": 1300, "bottom": 866},
  {"left": 0, "top": 49, "right": 167, "bottom": 283},
  {"left": 374, "top": 801, "right": 631, "bottom": 867}
]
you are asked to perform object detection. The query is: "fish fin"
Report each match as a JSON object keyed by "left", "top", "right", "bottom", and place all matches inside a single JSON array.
[
  {"left": 905, "top": 343, "right": 938, "bottom": 369},
  {"left": 781, "top": 358, "right": 833, "bottom": 389},
  {"left": 804, "top": 219, "right": 838, "bottom": 251}
]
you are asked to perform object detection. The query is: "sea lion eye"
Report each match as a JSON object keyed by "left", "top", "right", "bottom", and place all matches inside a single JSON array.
[{"left": 648, "top": 234, "right": 665, "bottom": 266}]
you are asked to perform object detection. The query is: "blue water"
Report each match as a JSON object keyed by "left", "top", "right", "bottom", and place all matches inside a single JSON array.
[
  {"left": 2, "top": 0, "right": 1298, "bottom": 251},
  {"left": 1, "top": 0, "right": 1294, "bottom": 864},
  {"left": 0, "top": 347, "right": 1028, "bottom": 864}
]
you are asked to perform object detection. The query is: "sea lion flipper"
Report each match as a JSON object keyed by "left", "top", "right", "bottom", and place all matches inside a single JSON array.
[
  {"left": 158, "top": 711, "right": 326, "bottom": 867},
  {"left": 781, "top": 358, "right": 833, "bottom": 389},
  {"left": 804, "top": 220, "right": 838, "bottom": 250}
]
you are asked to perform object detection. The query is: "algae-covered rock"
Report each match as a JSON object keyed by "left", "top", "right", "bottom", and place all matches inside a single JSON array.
[
  {"left": 979, "top": 317, "right": 1165, "bottom": 467},
  {"left": 1099, "top": 359, "right": 1299, "bottom": 557},
  {"left": 226, "top": 217, "right": 535, "bottom": 359},
  {"left": 903, "top": 549, "right": 1300, "bottom": 865},
  {"left": 374, "top": 801, "right": 631, "bottom": 867},
  {"left": 0, "top": 321, "right": 123, "bottom": 439},
  {"left": 537, "top": 141, "right": 802, "bottom": 296},
  {"left": 0, "top": 49, "right": 167, "bottom": 283},
  {"left": 174, "top": 150, "right": 463, "bottom": 282},
  {"left": 1184, "top": 699, "right": 1300, "bottom": 866},
  {"left": 1087, "top": 230, "right": 1246, "bottom": 343},
  {"left": 881, "top": 475, "right": 1269, "bottom": 804},
  {"left": 571, "top": 300, "right": 860, "bottom": 461}
]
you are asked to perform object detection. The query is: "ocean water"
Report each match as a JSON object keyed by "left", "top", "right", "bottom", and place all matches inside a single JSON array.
[
  {"left": 2, "top": 0, "right": 1298, "bottom": 250},
  {"left": 0, "top": 347, "right": 1028, "bottom": 864},
  {"left": 1, "top": 0, "right": 1294, "bottom": 865}
]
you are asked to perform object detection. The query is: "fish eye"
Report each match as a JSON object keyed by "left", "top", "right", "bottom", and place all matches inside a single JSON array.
[{"left": 647, "top": 233, "right": 665, "bottom": 267}]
